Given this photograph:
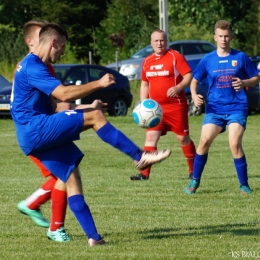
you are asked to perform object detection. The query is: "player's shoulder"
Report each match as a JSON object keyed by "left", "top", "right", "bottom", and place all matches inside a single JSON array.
[{"left": 203, "top": 50, "right": 217, "bottom": 59}]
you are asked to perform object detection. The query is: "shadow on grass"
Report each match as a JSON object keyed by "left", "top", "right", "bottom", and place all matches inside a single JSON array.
[{"left": 139, "top": 222, "right": 260, "bottom": 239}]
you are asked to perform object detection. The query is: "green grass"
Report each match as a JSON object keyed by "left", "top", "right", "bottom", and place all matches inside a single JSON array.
[{"left": 1, "top": 114, "right": 260, "bottom": 260}]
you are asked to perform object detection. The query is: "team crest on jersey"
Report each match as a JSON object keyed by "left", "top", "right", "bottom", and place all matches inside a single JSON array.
[{"left": 232, "top": 60, "right": 238, "bottom": 67}]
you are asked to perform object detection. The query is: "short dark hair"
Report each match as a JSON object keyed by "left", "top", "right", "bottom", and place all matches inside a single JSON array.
[
  {"left": 39, "top": 23, "right": 68, "bottom": 43},
  {"left": 23, "top": 20, "right": 48, "bottom": 39},
  {"left": 214, "top": 20, "right": 232, "bottom": 33}
]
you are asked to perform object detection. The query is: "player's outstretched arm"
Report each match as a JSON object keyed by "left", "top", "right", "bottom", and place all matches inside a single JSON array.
[{"left": 51, "top": 73, "right": 116, "bottom": 102}]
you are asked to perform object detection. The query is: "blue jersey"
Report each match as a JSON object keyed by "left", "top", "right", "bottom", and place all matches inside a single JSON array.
[
  {"left": 11, "top": 53, "right": 61, "bottom": 155},
  {"left": 194, "top": 49, "right": 259, "bottom": 115}
]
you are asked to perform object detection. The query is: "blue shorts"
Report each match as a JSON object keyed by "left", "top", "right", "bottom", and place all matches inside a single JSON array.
[
  {"left": 203, "top": 113, "right": 247, "bottom": 133},
  {"left": 31, "top": 142, "right": 84, "bottom": 183},
  {"left": 29, "top": 110, "right": 85, "bottom": 182}
]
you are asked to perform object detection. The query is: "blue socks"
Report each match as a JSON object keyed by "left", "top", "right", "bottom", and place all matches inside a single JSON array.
[
  {"left": 68, "top": 194, "right": 101, "bottom": 240},
  {"left": 96, "top": 122, "right": 142, "bottom": 162},
  {"left": 193, "top": 153, "right": 208, "bottom": 180},
  {"left": 234, "top": 155, "right": 248, "bottom": 186}
]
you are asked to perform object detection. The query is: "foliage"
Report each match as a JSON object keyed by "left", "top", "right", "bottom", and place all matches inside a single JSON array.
[
  {"left": 168, "top": 0, "right": 260, "bottom": 56},
  {"left": 1, "top": 115, "right": 260, "bottom": 259},
  {"left": 0, "top": 0, "right": 110, "bottom": 65},
  {"left": 0, "top": 24, "right": 27, "bottom": 65},
  {"left": 95, "top": 0, "right": 158, "bottom": 65},
  {"left": 0, "top": 0, "right": 259, "bottom": 75}
]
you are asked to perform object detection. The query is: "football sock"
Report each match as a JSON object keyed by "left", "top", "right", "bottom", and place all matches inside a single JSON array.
[
  {"left": 140, "top": 146, "right": 157, "bottom": 178},
  {"left": 68, "top": 194, "right": 101, "bottom": 241},
  {"left": 96, "top": 122, "right": 143, "bottom": 162},
  {"left": 26, "top": 177, "right": 57, "bottom": 210},
  {"left": 181, "top": 140, "right": 196, "bottom": 174},
  {"left": 234, "top": 155, "right": 248, "bottom": 186},
  {"left": 192, "top": 153, "right": 208, "bottom": 180},
  {"left": 50, "top": 189, "right": 67, "bottom": 231}
]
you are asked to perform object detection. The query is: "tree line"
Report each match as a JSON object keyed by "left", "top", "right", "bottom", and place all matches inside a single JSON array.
[{"left": 0, "top": 0, "right": 259, "bottom": 71}]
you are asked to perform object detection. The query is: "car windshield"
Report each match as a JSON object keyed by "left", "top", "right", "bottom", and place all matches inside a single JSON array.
[
  {"left": 0, "top": 75, "right": 11, "bottom": 90},
  {"left": 130, "top": 46, "right": 154, "bottom": 58}
]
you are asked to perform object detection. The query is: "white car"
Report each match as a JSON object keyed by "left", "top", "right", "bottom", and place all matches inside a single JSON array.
[{"left": 106, "top": 40, "right": 216, "bottom": 80}]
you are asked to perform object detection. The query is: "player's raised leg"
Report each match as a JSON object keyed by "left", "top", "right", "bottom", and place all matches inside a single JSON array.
[{"left": 82, "top": 107, "right": 171, "bottom": 169}]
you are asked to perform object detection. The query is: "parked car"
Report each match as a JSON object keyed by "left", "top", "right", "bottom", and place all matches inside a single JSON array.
[
  {"left": 186, "top": 56, "right": 260, "bottom": 115},
  {"left": 0, "top": 75, "right": 12, "bottom": 116},
  {"left": 106, "top": 40, "right": 216, "bottom": 80},
  {"left": 53, "top": 64, "right": 132, "bottom": 116},
  {"left": 0, "top": 64, "right": 132, "bottom": 117}
]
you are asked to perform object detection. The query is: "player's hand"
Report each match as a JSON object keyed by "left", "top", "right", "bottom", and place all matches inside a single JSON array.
[
  {"left": 99, "top": 73, "right": 116, "bottom": 88},
  {"left": 167, "top": 86, "right": 181, "bottom": 97},
  {"left": 232, "top": 77, "right": 244, "bottom": 92},
  {"left": 192, "top": 94, "right": 204, "bottom": 107},
  {"left": 90, "top": 99, "right": 108, "bottom": 112}
]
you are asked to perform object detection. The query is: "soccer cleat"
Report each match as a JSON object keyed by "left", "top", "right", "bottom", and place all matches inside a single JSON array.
[
  {"left": 130, "top": 173, "right": 148, "bottom": 181},
  {"left": 188, "top": 172, "right": 193, "bottom": 179},
  {"left": 240, "top": 185, "right": 252, "bottom": 194},
  {"left": 185, "top": 179, "right": 200, "bottom": 194},
  {"left": 135, "top": 149, "right": 171, "bottom": 170},
  {"left": 88, "top": 238, "right": 107, "bottom": 247},
  {"left": 47, "top": 227, "right": 71, "bottom": 242},
  {"left": 17, "top": 200, "right": 49, "bottom": 228}
]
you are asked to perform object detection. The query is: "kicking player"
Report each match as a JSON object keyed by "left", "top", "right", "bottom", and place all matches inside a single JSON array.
[
  {"left": 11, "top": 23, "right": 171, "bottom": 246},
  {"left": 185, "top": 20, "right": 259, "bottom": 194},
  {"left": 15, "top": 20, "right": 69, "bottom": 242}
]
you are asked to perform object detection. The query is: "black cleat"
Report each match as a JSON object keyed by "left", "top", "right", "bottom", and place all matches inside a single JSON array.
[
  {"left": 130, "top": 173, "right": 148, "bottom": 181},
  {"left": 188, "top": 172, "right": 193, "bottom": 179}
]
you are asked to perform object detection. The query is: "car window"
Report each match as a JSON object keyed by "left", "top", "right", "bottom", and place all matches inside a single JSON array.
[
  {"left": 53, "top": 67, "right": 70, "bottom": 81},
  {"left": 89, "top": 68, "right": 108, "bottom": 81},
  {"left": 184, "top": 43, "right": 215, "bottom": 55},
  {"left": 63, "top": 67, "right": 87, "bottom": 85},
  {"left": 0, "top": 75, "right": 11, "bottom": 90},
  {"left": 251, "top": 59, "right": 260, "bottom": 69},
  {"left": 131, "top": 46, "right": 154, "bottom": 58},
  {"left": 168, "top": 44, "right": 184, "bottom": 54}
]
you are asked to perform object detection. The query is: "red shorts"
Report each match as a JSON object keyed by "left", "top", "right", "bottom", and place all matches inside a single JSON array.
[
  {"left": 147, "top": 103, "right": 189, "bottom": 136},
  {"left": 29, "top": 155, "right": 52, "bottom": 178}
]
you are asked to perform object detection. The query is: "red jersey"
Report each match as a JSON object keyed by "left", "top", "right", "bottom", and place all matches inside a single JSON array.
[{"left": 142, "top": 49, "right": 191, "bottom": 106}]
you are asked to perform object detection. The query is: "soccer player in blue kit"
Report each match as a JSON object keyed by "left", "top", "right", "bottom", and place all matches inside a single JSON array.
[
  {"left": 185, "top": 20, "right": 259, "bottom": 195},
  {"left": 11, "top": 23, "right": 171, "bottom": 246}
]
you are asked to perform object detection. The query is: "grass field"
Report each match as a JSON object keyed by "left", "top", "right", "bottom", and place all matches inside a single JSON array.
[{"left": 1, "top": 114, "right": 260, "bottom": 260}]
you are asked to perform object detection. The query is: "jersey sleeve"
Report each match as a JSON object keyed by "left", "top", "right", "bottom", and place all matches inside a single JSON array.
[
  {"left": 242, "top": 53, "right": 259, "bottom": 79},
  {"left": 175, "top": 52, "right": 192, "bottom": 76},
  {"left": 193, "top": 56, "right": 208, "bottom": 82}
]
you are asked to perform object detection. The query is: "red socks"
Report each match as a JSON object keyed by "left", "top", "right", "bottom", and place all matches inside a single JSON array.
[
  {"left": 50, "top": 189, "right": 67, "bottom": 231},
  {"left": 181, "top": 140, "right": 196, "bottom": 174},
  {"left": 140, "top": 146, "right": 157, "bottom": 178}
]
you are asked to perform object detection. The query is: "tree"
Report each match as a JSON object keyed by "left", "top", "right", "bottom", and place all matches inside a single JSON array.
[
  {"left": 95, "top": 0, "right": 158, "bottom": 65},
  {"left": 168, "top": 0, "right": 260, "bottom": 56},
  {"left": 0, "top": 0, "right": 111, "bottom": 64}
]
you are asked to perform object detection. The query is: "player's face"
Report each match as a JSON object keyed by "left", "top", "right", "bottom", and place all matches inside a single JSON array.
[
  {"left": 214, "top": 28, "right": 233, "bottom": 50},
  {"left": 151, "top": 32, "right": 167, "bottom": 55},
  {"left": 49, "top": 35, "right": 66, "bottom": 63}
]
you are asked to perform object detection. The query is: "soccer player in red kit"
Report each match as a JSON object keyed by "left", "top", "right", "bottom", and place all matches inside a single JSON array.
[{"left": 130, "top": 29, "right": 196, "bottom": 180}]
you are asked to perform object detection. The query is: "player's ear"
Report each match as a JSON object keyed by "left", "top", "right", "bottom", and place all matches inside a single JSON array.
[
  {"left": 25, "top": 37, "right": 31, "bottom": 47},
  {"left": 50, "top": 38, "right": 56, "bottom": 48}
]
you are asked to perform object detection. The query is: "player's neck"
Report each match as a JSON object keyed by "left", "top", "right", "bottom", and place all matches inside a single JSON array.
[
  {"left": 217, "top": 47, "right": 231, "bottom": 57},
  {"left": 34, "top": 44, "right": 51, "bottom": 64}
]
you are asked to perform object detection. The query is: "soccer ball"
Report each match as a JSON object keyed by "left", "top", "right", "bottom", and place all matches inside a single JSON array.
[{"left": 132, "top": 99, "right": 163, "bottom": 128}]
